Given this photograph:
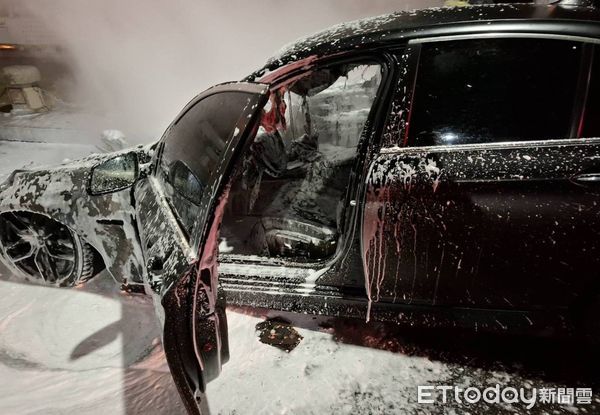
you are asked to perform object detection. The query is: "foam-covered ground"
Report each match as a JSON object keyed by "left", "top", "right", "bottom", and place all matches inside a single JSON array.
[
  {"left": 0, "top": 267, "right": 186, "bottom": 414},
  {"left": 0, "top": 265, "right": 451, "bottom": 415},
  {"left": 0, "top": 263, "right": 454, "bottom": 415},
  {"left": 2, "top": 264, "right": 599, "bottom": 415}
]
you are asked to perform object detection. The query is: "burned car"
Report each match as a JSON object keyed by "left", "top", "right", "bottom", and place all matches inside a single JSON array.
[{"left": 3, "top": 1, "right": 600, "bottom": 412}]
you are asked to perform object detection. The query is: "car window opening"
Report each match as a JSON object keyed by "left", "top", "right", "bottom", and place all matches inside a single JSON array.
[{"left": 220, "top": 63, "right": 382, "bottom": 262}]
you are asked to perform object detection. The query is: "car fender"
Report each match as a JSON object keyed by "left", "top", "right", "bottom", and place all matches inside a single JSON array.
[{"left": 0, "top": 148, "right": 148, "bottom": 286}]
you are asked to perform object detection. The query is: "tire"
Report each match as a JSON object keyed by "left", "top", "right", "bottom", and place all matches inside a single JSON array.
[{"left": 0, "top": 211, "right": 96, "bottom": 287}]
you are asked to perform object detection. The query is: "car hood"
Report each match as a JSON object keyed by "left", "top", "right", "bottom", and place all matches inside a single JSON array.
[{"left": 0, "top": 144, "right": 155, "bottom": 209}]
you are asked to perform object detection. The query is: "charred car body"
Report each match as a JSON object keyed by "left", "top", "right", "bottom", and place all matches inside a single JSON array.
[{"left": 2, "top": 2, "right": 600, "bottom": 412}]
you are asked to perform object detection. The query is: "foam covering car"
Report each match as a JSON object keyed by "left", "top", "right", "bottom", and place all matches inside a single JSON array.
[{"left": 3, "top": 1, "right": 600, "bottom": 412}]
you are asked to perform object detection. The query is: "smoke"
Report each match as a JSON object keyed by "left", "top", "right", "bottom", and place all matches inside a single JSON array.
[{"left": 4, "top": 0, "right": 441, "bottom": 142}]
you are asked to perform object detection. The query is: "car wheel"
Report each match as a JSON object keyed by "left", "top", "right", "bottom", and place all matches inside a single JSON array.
[{"left": 0, "top": 212, "right": 95, "bottom": 287}]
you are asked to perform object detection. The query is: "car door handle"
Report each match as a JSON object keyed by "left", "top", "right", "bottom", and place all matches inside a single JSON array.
[{"left": 573, "top": 173, "right": 600, "bottom": 183}]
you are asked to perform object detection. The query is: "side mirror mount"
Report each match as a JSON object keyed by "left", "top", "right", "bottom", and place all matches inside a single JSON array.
[{"left": 90, "top": 153, "right": 138, "bottom": 195}]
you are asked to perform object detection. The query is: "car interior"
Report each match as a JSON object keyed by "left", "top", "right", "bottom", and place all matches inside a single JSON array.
[{"left": 220, "top": 63, "right": 382, "bottom": 261}]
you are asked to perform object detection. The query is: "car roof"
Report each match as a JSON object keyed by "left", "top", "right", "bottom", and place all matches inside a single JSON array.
[{"left": 246, "top": 3, "right": 600, "bottom": 82}]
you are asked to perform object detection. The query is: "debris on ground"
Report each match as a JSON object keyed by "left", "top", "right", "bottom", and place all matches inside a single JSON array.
[{"left": 255, "top": 319, "right": 303, "bottom": 352}]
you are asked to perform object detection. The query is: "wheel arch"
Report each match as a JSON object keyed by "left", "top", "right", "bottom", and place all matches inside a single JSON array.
[{"left": 0, "top": 196, "right": 145, "bottom": 287}]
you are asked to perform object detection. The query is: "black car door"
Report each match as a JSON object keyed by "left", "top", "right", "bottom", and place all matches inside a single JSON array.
[
  {"left": 363, "top": 36, "right": 600, "bottom": 314},
  {"left": 134, "top": 82, "right": 269, "bottom": 413}
]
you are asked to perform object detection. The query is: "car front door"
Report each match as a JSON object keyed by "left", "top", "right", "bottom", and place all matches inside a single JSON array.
[
  {"left": 134, "top": 82, "right": 269, "bottom": 413},
  {"left": 363, "top": 36, "right": 600, "bottom": 317}
]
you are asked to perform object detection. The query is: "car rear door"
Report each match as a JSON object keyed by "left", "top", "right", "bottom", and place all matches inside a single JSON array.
[
  {"left": 363, "top": 35, "right": 600, "bottom": 315},
  {"left": 134, "top": 82, "right": 269, "bottom": 413}
]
